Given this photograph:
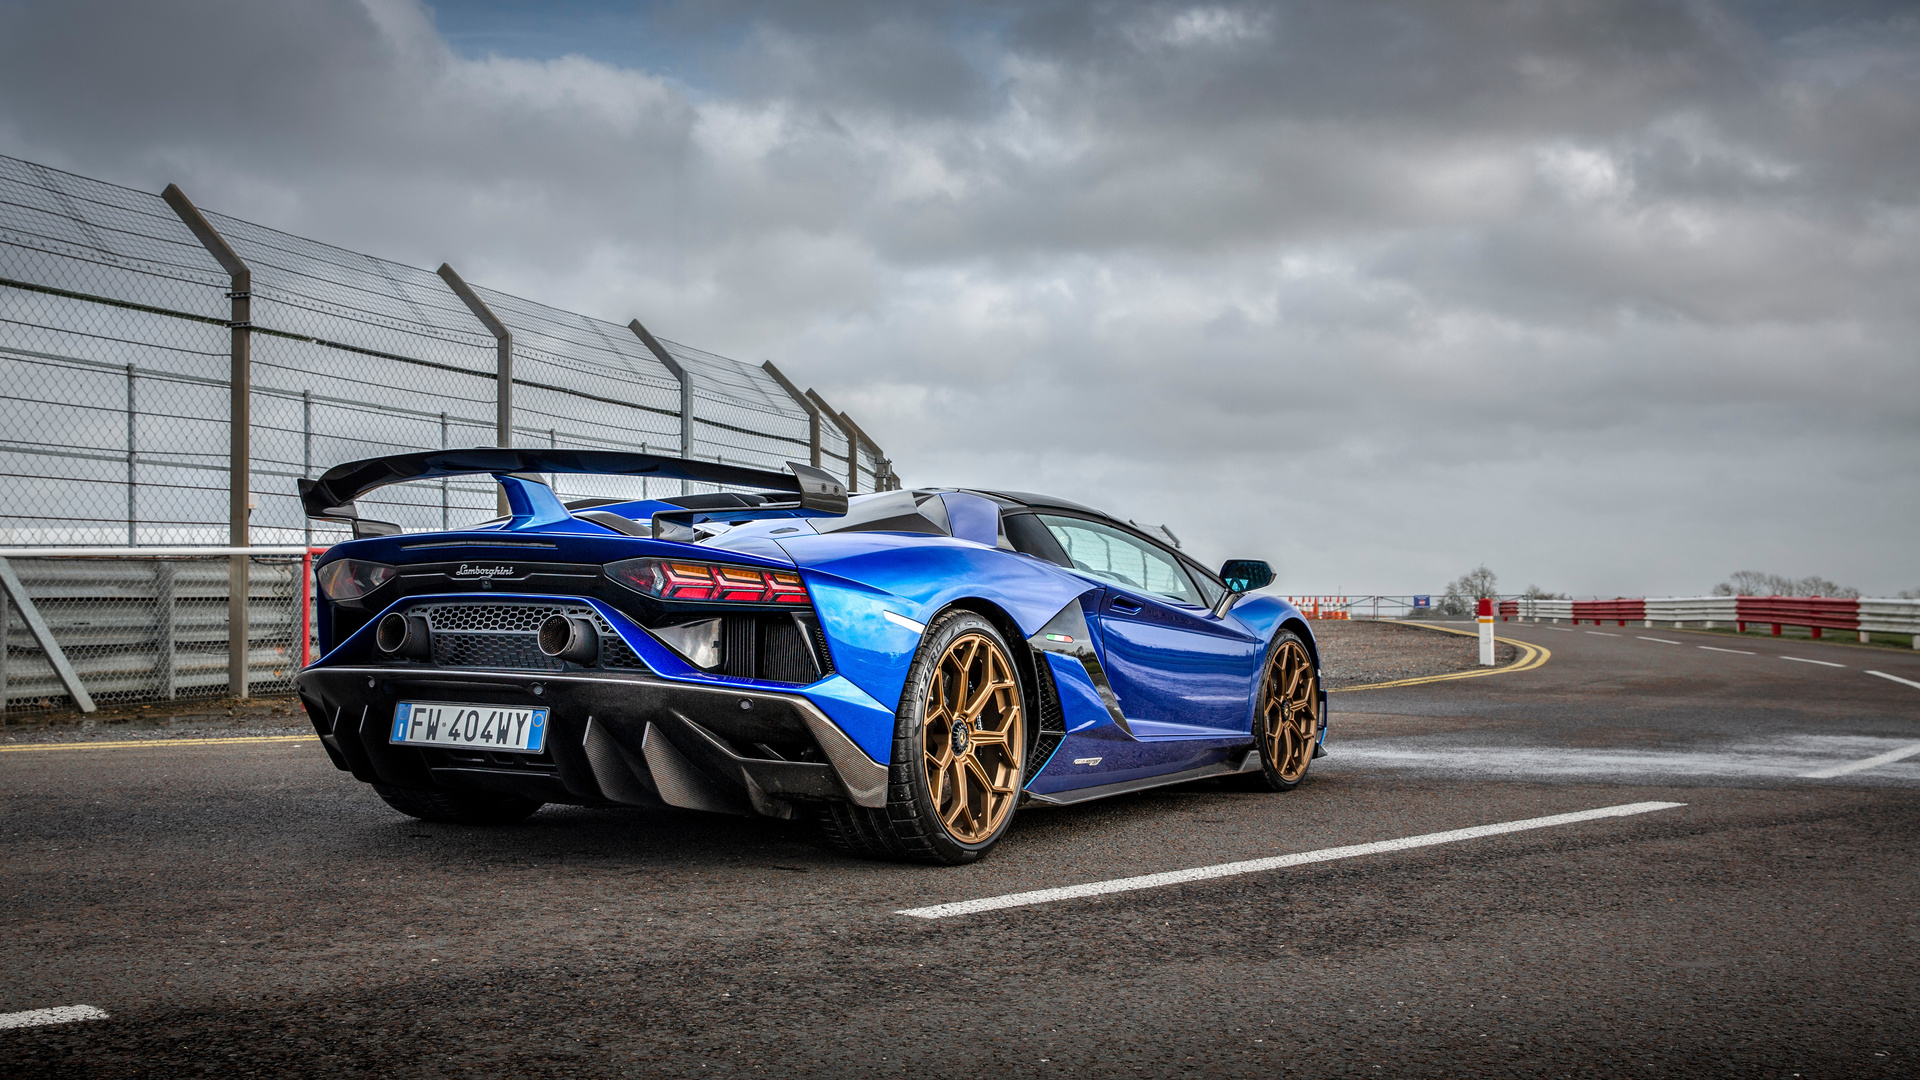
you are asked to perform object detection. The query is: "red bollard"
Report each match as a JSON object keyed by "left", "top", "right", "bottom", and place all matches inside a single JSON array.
[
  {"left": 1476, "top": 598, "right": 1495, "bottom": 666},
  {"left": 1772, "top": 624, "right": 1782, "bottom": 636}
]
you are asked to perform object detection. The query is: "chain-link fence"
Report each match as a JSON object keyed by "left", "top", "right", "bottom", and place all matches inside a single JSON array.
[
  {"left": 0, "top": 153, "right": 893, "bottom": 548},
  {"left": 0, "top": 152, "right": 896, "bottom": 715}
]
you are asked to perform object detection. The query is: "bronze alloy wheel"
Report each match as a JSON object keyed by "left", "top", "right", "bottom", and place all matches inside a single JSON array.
[
  {"left": 1258, "top": 635, "right": 1319, "bottom": 787},
  {"left": 921, "top": 630, "right": 1026, "bottom": 844},
  {"left": 816, "top": 610, "right": 1029, "bottom": 864}
]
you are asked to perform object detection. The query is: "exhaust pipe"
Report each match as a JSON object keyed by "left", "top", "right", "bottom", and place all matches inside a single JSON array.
[
  {"left": 538, "top": 614, "right": 600, "bottom": 664},
  {"left": 375, "top": 612, "right": 432, "bottom": 660}
]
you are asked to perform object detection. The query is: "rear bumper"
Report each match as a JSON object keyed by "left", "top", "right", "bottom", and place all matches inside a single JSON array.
[{"left": 295, "top": 666, "right": 888, "bottom": 817}]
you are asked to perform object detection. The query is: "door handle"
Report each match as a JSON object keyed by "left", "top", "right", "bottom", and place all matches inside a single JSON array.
[{"left": 1110, "top": 597, "right": 1143, "bottom": 614}]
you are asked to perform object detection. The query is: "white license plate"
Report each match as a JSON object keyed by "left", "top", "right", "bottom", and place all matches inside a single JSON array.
[{"left": 390, "top": 701, "right": 549, "bottom": 754}]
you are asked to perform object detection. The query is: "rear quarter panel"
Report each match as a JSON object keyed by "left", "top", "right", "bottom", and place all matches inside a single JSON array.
[{"left": 780, "top": 532, "right": 1098, "bottom": 716}]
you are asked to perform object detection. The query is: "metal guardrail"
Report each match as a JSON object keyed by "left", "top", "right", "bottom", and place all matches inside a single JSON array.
[
  {"left": 0, "top": 553, "right": 306, "bottom": 717},
  {"left": 1860, "top": 599, "right": 1920, "bottom": 639},
  {"left": 1643, "top": 597, "right": 1736, "bottom": 625},
  {"left": 1514, "top": 594, "right": 1917, "bottom": 647}
]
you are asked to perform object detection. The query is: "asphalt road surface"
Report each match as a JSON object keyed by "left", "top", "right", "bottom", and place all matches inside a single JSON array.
[{"left": 3, "top": 622, "right": 1917, "bottom": 1078}]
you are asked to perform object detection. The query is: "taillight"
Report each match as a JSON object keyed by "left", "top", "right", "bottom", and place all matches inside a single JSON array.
[
  {"left": 605, "top": 558, "right": 809, "bottom": 605},
  {"left": 315, "top": 559, "right": 396, "bottom": 601}
]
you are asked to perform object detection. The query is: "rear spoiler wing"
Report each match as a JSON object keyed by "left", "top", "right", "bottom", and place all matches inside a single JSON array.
[{"left": 298, "top": 447, "right": 847, "bottom": 540}]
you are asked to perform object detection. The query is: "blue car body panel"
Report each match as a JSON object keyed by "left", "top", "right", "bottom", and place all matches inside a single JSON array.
[
  {"left": 302, "top": 476, "right": 1322, "bottom": 805},
  {"left": 1092, "top": 587, "right": 1263, "bottom": 736},
  {"left": 769, "top": 530, "right": 1103, "bottom": 730}
]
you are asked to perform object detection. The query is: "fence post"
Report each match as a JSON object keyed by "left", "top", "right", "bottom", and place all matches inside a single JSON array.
[
  {"left": 1, "top": 580, "right": 8, "bottom": 720},
  {"left": 627, "top": 320, "right": 692, "bottom": 494},
  {"left": 301, "top": 389, "right": 313, "bottom": 549},
  {"left": 437, "top": 263, "right": 513, "bottom": 515},
  {"left": 839, "top": 410, "right": 891, "bottom": 491},
  {"left": 761, "top": 361, "right": 822, "bottom": 468},
  {"left": 439, "top": 412, "right": 450, "bottom": 530},
  {"left": 805, "top": 389, "right": 860, "bottom": 494},
  {"left": 163, "top": 183, "right": 253, "bottom": 699},
  {"left": 125, "top": 364, "right": 136, "bottom": 545},
  {"left": 155, "top": 561, "right": 177, "bottom": 699}
]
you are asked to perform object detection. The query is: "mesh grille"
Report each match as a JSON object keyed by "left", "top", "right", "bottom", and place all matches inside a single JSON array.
[
  {"left": 599, "top": 632, "right": 649, "bottom": 669},
  {"left": 435, "top": 633, "right": 563, "bottom": 671},
  {"left": 418, "top": 602, "right": 573, "bottom": 634},
  {"left": 383, "top": 600, "right": 823, "bottom": 683},
  {"left": 1028, "top": 659, "right": 1068, "bottom": 780},
  {"left": 760, "top": 618, "right": 817, "bottom": 684},
  {"left": 409, "top": 600, "right": 601, "bottom": 671},
  {"left": 721, "top": 615, "right": 757, "bottom": 678}
]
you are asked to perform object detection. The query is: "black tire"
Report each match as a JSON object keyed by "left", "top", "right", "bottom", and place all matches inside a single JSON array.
[
  {"left": 819, "top": 610, "right": 1027, "bottom": 865},
  {"left": 1247, "top": 629, "right": 1321, "bottom": 792},
  {"left": 372, "top": 783, "right": 543, "bottom": 826}
]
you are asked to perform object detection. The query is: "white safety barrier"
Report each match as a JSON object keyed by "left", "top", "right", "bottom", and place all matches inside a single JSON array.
[
  {"left": 1516, "top": 598, "right": 1572, "bottom": 622},
  {"left": 1859, "top": 599, "right": 1920, "bottom": 648},
  {"left": 1643, "top": 596, "right": 1738, "bottom": 628}
]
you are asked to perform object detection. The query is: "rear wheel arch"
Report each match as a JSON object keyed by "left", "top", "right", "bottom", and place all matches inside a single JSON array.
[
  {"left": 931, "top": 598, "right": 1044, "bottom": 748},
  {"left": 819, "top": 606, "right": 1028, "bottom": 863}
]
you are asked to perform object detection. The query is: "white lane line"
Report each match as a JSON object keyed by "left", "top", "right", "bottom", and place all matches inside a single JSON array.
[
  {"left": 0, "top": 1005, "right": 109, "bottom": 1030},
  {"left": 1639, "top": 636, "right": 1680, "bottom": 645},
  {"left": 1546, "top": 626, "right": 1573, "bottom": 632},
  {"left": 1868, "top": 670, "right": 1920, "bottom": 691},
  {"left": 1801, "top": 742, "right": 1920, "bottom": 779},
  {"left": 897, "top": 801, "right": 1686, "bottom": 920},
  {"left": 1336, "top": 737, "right": 1920, "bottom": 781},
  {"left": 1585, "top": 631, "right": 1620, "bottom": 637},
  {"left": 1781, "top": 656, "right": 1845, "bottom": 668},
  {"left": 1699, "top": 646, "right": 1755, "bottom": 655}
]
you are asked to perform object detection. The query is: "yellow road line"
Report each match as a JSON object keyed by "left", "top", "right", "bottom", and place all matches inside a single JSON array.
[
  {"left": 0, "top": 733, "right": 318, "bottom": 754},
  {"left": 1331, "top": 621, "right": 1550, "bottom": 693}
]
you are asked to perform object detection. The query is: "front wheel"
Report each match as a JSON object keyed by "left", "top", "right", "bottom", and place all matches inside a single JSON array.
[
  {"left": 1248, "top": 630, "right": 1320, "bottom": 791},
  {"left": 819, "top": 610, "right": 1027, "bottom": 864}
]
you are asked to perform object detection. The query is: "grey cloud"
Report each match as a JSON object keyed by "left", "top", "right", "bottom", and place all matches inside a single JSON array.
[{"left": 0, "top": 0, "right": 1914, "bottom": 593}]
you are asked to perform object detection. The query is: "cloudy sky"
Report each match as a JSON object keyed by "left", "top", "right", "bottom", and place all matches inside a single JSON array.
[{"left": 1, "top": 0, "right": 1915, "bottom": 596}]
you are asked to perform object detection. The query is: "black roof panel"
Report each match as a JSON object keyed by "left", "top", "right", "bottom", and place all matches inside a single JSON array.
[{"left": 975, "top": 490, "right": 1109, "bottom": 518}]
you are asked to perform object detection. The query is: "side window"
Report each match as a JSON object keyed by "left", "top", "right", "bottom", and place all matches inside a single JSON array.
[
  {"left": 1003, "top": 512, "right": 1070, "bottom": 565},
  {"left": 1187, "top": 563, "right": 1227, "bottom": 609},
  {"left": 1036, "top": 515, "right": 1202, "bottom": 606}
]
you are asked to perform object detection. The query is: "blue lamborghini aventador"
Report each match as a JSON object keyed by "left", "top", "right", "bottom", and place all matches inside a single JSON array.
[{"left": 293, "top": 449, "right": 1325, "bottom": 864}]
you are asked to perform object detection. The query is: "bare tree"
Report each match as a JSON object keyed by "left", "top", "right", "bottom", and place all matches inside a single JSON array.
[
  {"left": 1711, "top": 570, "right": 1859, "bottom": 598},
  {"left": 1440, "top": 565, "right": 1498, "bottom": 615},
  {"left": 1523, "top": 584, "right": 1568, "bottom": 600},
  {"left": 1712, "top": 570, "right": 1779, "bottom": 596}
]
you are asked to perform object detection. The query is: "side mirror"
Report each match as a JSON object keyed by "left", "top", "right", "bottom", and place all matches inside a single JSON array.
[{"left": 1219, "top": 559, "right": 1273, "bottom": 594}]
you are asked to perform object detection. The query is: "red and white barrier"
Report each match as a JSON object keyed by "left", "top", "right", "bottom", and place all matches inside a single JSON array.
[{"left": 1516, "top": 595, "right": 1920, "bottom": 648}]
